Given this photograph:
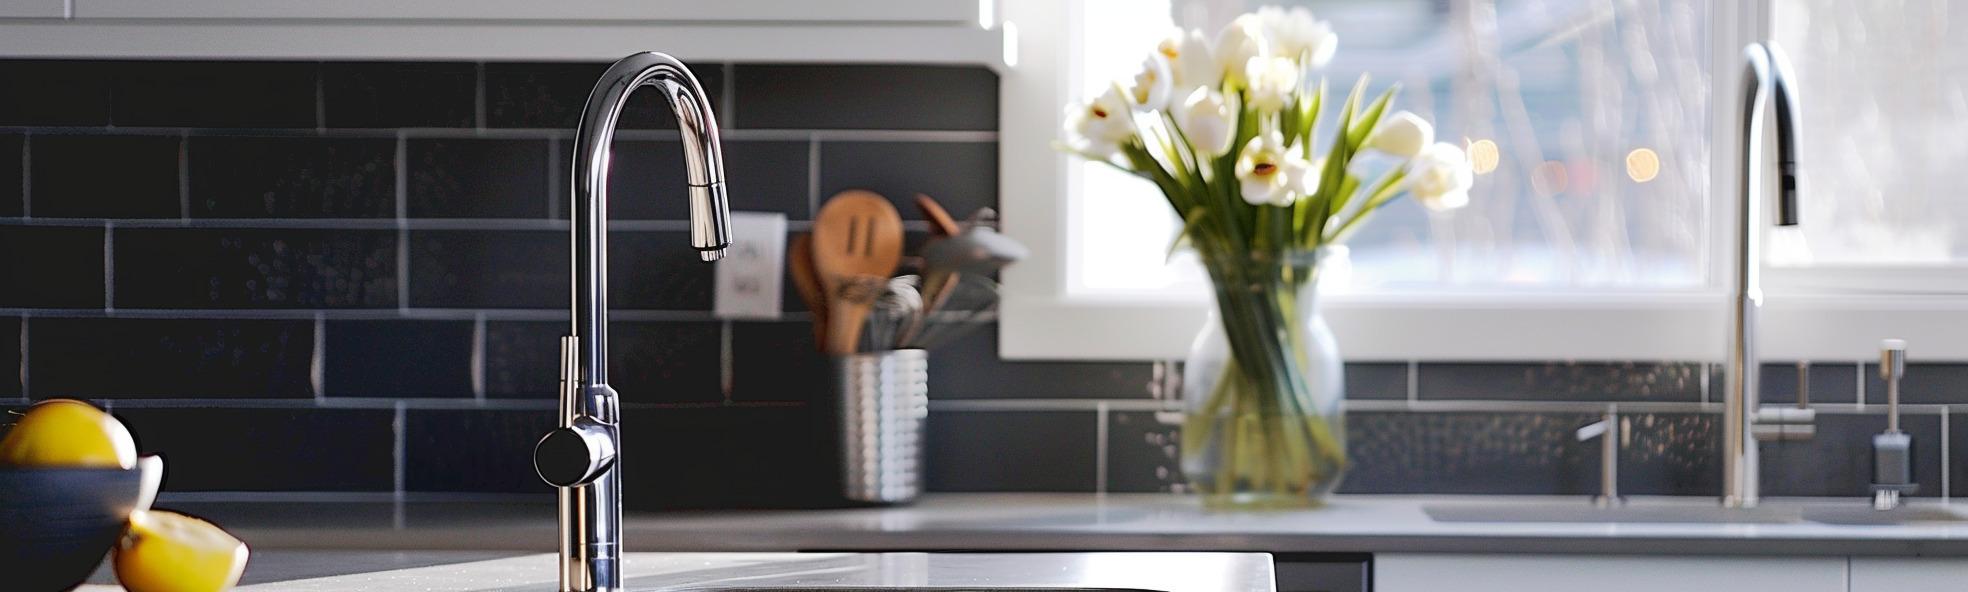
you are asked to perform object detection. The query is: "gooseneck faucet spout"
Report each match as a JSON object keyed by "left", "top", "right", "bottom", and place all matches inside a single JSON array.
[
  {"left": 1722, "top": 42, "right": 1801, "bottom": 509},
  {"left": 533, "top": 52, "right": 731, "bottom": 592}
]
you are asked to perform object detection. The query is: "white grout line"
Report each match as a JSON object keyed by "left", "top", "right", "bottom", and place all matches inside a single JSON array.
[
  {"left": 395, "top": 132, "right": 410, "bottom": 312},
  {"left": 392, "top": 400, "right": 407, "bottom": 504},
  {"left": 99, "top": 397, "right": 556, "bottom": 410},
  {"left": 0, "top": 125, "right": 998, "bottom": 143},
  {"left": 311, "top": 313, "right": 327, "bottom": 399},
  {"left": 0, "top": 217, "right": 716, "bottom": 231},
  {"left": 155, "top": 490, "right": 551, "bottom": 504},
  {"left": 313, "top": 69, "right": 327, "bottom": 131},
  {"left": 1406, "top": 360, "right": 1419, "bottom": 403},
  {"left": 1699, "top": 361, "right": 1711, "bottom": 404},
  {"left": 1943, "top": 408, "right": 1952, "bottom": 501},
  {"left": 470, "top": 313, "right": 487, "bottom": 401},
  {"left": 1857, "top": 360, "right": 1868, "bottom": 407},
  {"left": 177, "top": 134, "right": 190, "bottom": 220},
  {"left": 806, "top": 136, "right": 821, "bottom": 218},
  {"left": 720, "top": 62, "right": 737, "bottom": 130},
  {"left": 473, "top": 62, "right": 489, "bottom": 130},
  {"left": 18, "top": 132, "right": 28, "bottom": 218},
  {"left": 0, "top": 307, "right": 712, "bottom": 322},
  {"left": 544, "top": 136, "right": 562, "bottom": 219},
  {"left": 101, "top": 221, "right": 113, "bottom": 311},
  {"left": 17, "top": 317, "right": 27, "bottom": 399},
  {"left": 1094, "top": 401, "right": 1110, "bottom": 494},
  {"left": 718, "top": 320, "right": 734, "bottom": 404},
  {"left": 930, "top": 399, "right": 1163, "bottom": 412}
]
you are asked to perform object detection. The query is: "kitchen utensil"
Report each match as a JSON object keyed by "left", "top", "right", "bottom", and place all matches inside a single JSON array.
[
  {"left": 0, "top": 458, "right": 162, "bottom": 592},
  {"left": 812, "top": 190, "right": 904, "bottom": 355},
  {"left": 915, "top": 194, "right": 963, "bottom": 238},
  {"left": 834, "top": 348, "right": 929, "bottom": 504},
  {"left": 788, "top": 233, "right": 829, "bottom": 349},
  {"left": 910, "top": 273, "right": 1001, "bottom": 350},
  {"left": 867, "top": 276, "right": 922, "bottom": 351},
  {"left": 902, "top": 211, "right": 1027, "bottom": 346}
]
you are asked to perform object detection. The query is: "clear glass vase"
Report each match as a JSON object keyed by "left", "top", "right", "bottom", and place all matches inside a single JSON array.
[{"left": 1180, "top": 248, "right": 1347, "bottom": 510}]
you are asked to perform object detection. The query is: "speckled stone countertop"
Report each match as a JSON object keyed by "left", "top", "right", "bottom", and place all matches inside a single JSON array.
[
  {"left": 167, "top": 493, "right": 1968, "bottom": 557},
  {"left": 80, "top": 551, "right": 1275, "bottom": 592}
]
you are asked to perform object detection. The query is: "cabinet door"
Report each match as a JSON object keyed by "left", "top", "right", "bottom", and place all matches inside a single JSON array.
[
  {"left": 1375, "top": 554, "right": 1846, "bottom": 592},
  {"left": 73, "top": 0, "right": 979, "bottom": 23},
  {"left": 1850, "top": 557, "right": 1968, "bottom": 592},
  {"left": 0, "top": 0, "right": 64, "bottom": 17}
]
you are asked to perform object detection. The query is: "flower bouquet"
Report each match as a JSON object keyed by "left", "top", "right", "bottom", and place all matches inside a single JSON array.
[{"left": 1059, "top": 7, "right": 1474, "bottom": 508}]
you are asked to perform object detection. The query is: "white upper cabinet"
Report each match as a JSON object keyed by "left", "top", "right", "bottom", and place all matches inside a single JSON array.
[
  {"left": 71, "top": 0, "right": 980, "bottom": 23},
  {"left": 0, "top": 0, "right": 64, "bottom": 18}
]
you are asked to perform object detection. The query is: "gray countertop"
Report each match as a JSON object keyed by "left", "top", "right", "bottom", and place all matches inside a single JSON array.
[
  {"left": 78, "top": 551, "right": 1273, "bottom": 591},
  {"left": 169, "top": 493, "right": 1968, "bottom": 557}
]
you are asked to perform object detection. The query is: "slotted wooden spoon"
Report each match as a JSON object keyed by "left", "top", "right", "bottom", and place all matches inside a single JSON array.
[
  {"left": 811, "top": 190, "right": 904, "bottom": 355},
  {"left": 787, "top": 233, "right": 829, "bottom": 349}
]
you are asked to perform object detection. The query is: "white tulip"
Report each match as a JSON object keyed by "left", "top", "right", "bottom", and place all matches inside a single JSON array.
[
  {"left": 1256, "top": 6, "right": 1337, "bottom": 69},
  {"left": 1063, "top": 86, "right": 1135, "bottom": 159},
  {"left": 1287, "top": 152, "right": 1324, "bottom": 196},
  {"left": 1367, "top": 111, "right": 1434, "bottom": 158},
  {"left": 1235, "top": 132, "right": 1301, "bottom": 206},
  {"left": 1407, "top": 142, "right": 1475, "bottom": 212},
  {"left": 1215, "top": 15, "right": 1268, "bottom": 86},
  {"left": 1156, "top": 28, "right": 1220, "bottom": 96},
  {"left": 1244, "top": 56, "right": 1300, "bottom": 112},
  {"left": 1125, "top": 54, "right": 1174, "bottom": 112},
  {"left": 1176, "top": 87, "right": 1235, "bottom": 156}
]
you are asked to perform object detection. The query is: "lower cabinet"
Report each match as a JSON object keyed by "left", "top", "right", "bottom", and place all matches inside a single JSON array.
[
  {"left": 1849, "top": 557, "right": 1968, "bottom": 592},
  {"left": 1374, "top": 554, "right": 1848, "bottom": 592}
]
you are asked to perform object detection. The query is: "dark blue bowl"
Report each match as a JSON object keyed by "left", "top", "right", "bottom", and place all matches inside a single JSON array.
[{"left": 0, "top": 466, "right": 144, "bottom": 592}]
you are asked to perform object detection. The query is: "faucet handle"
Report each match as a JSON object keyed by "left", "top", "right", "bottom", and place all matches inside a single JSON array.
[{"left": 535, "top": 417, "right": 617, "bottom": 488}]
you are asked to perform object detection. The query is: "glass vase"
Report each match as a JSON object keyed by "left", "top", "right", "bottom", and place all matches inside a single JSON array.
[{"left": 1181, "top": 248, "right": 1347, "bottom": 509}]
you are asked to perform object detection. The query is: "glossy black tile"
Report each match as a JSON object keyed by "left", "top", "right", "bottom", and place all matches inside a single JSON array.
[
  {"left": 29, "top": 135, "right": 180, "bottom": 218},
  {"left": 321, "top": 62, "right": 477, "bottom": 128},
  {"left": 1618, "top": 412, "right": 1720, "bottom": 496},
  {"left": 1863, "top": 362, "right": 1968, "bottom": 404},
  {"left": 818, "top": 141, "right": 997, "bottom": 222},
  {"left": 407, "top": 229, "right": 710, "bottom": 310},
  {"left": 927, "top": 327, "right": 1153, "bottom": 399},
  {"left": 405, "top": 409, "right": 556, "bottom": 493},
  {"left": 114, "top": 228, "right": 397, "bottom": 308},
  {"left": 728, "top": 321, "right": 829, "bottom": 403},
  {"left": 482, "top": 320, "right": 563, "bottom": 399},
  {"left": 1760, "top": 412, "right": 1942, "bottom": 497},
  {"left": 483, "top": 319, "right": 720, "bottom": 403},
  {"left": 555, "top": 139, "right": 810, "bottom": 220},
  {"left": 1105, "top": 411, "right": 1185, "bottom": 493},
  {"left": 1339, "top": 411, "right": 1599, "bottom": 494},
  {"left": 111, "top": 61, "right": 318, "bottom": 128},
  {"left": 0, "top": 317, "right": 18, "bottom": 397},
  {"left": 925, "top": 410, "right": 1098, "bottom": 492},
  {"left": 1345, "top": 362, "right": 1409, "bottom": 401},
  {"left": 1760, "top": 362, "right": 1858, "bottom": 405},
  {"left": 114, "top": 407, "right": 394, "bottom": 491},
  {"left": 1951, "top": 413, "right": 1968, "bottom": 499},
  {"left": 484, "top": 61, "right": 721, "bottom": 130},
  {"left": 188, "top": 136, "right": 396, "bottom": 218},
  {"left": 406, "top": 139, "right": 549, "bottom": 218},
  {"left": 29, "top": 318, "right": 313, "bottom": 399},
  {"left": 619, "top": 405, "right": 831, "bottom": 509},
  {"left": 1415, "top": 362, "right": 1703, "bottom": 402},
  {"left": 0, "top": 60, "right": 114, "bottom": 126},
  {"left": 0, "top": 226, "right": 103, "bottom": 308},
  {"left": 0, "top": 135, "right": 19, "bottom": 217},
  {"left": 323, "top": 320, "right": 474, "bottom": 397},
  {"left": 734, "top": 65, "right": 997, "bottom": 130}
]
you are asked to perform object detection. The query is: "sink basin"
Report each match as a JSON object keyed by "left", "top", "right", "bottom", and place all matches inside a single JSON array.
[{"left": 1424, "top": 503, "right": 1804, "bottom": 524}]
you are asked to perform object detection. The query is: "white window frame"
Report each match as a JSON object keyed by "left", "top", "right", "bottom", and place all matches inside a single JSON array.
[{"left": 999, "top": 0, "right": 1968, "bottom": 362}]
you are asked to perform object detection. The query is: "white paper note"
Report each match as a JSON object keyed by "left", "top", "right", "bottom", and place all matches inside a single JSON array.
[{"left": 713, "top": 212, "right": 788, "bottom": 320}]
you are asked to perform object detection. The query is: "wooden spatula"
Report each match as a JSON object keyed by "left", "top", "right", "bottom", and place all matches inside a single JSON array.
[
  {"left": 811, "top": 190, "right": 904, "bottom": 355},
  {"left": 787, "top": 233, "right": 829, "bottom": 350}
]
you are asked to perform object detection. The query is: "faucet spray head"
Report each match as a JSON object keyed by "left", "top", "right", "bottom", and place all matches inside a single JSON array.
[{"left": 690, "top": 182, "right": 732, "bottom": 261}]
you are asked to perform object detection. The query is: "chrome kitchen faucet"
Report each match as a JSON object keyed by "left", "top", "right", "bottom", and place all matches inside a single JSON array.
[{"left": 532, "top": 52, "right": 732, "bottom": 592}]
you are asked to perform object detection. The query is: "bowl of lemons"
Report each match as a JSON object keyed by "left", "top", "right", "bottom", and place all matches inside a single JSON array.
[{"left": 1, "top": 400, "right": 249, "bottom": 592}]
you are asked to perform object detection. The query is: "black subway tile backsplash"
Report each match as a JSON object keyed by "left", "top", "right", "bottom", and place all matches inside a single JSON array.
[
  {"left": 1106, "top": 411, "right": 1184, "bottom": 493},
  {"left": 409, "top": 230, "right": 710, "bottom": 310},
  {"left": 324, "top": 320, "right": 474, "bottom": 397},
  {"left": 0, "top": 134, "right": 20, "bottom": 217},
  {"left": 928, "top": 328, "right": 1152, "bottom": 399},
  {"left": 115, "top": 228, "right": 397, "bottom": 308},
  {"left": 483, "top": 320, "right": 721, "bottom": 403},
  {"left": 1760, "top": 413, "right": 1943, "bottom": 497},
  {"left": 1340, "top": 411, "right": 1599, "bottom": 495},
  {"left": 406, "top": 409, "right": 555, "bottom": 493},
  {"left": 925, "top": 410, "right": 1099, "bottom": 492},
  {"left": 483, "top": 61, "right": 720, "bottom": 130},
  {"left": 1416, "top": 362, "right": 1703, "bottom": 403},
  {"left": 728, "top": 321, "right": 829, "bottom": 403},
  {"left": 0, "top": 226, "right": 104, "bottom": 308},
  {"left": 1617, "top": 413, "right": 1720, "bottom": 496},
  {"left": 1761, "top": 362, "right": 1859, "bottom": 405},
  {"left": 321, "top": 62, "right": 478, "bottom": 129},
  {"left": 483, "top": 320, "right": 564, "bottom": 399},
  {"left": 188, "top": 136, "right": 397, "bottom": 218},
  {"left": 619, "top": 405, "right": 830, "bottom": 509},
  {"left": 29, "top": 135, "right": 181, "bottom": 218},
  {"left": 0, "top": 60, "right": 113, "bottom": 127},
  {"left": 0, "top": 317, "right": 18, "bottom": 397},
  {"left": 407, "top": 138, "right": 549, "bottom": 218},
  {"left": 29, "top": 318, "right": 313, "bottom": 399},
  {"left": 1864, "top": 362, "right": 1968, "bottom": 404},
  {"left": 819, "top": 141, "right": 997, "bottom": 222},
  {"left": 558, "top": 139, "right": 811, "bottom": 220},
  {"left": 110, "top": 61, "right": 319, "bottom": 128},
  {"left": 734, "top": 65, "right": 997, "bottom": 131},
  {"left": 1345, "top": 362, "right": 1409, "bottom": 400},
  {"left": 116, "top": 407, "right": 394, "bottom": 491}
]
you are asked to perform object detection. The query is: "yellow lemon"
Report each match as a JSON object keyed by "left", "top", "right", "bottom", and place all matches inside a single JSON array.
[
  {"left": 0, "top": 399, "right": 137, "bottom": 469},
  {"left": 115, "top": 510, "right": 251, "bottom": 592}
]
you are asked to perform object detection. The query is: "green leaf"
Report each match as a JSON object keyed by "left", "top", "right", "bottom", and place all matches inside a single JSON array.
[{"left": 1346, "top": 84, "right": 1401, "bottom": 149}]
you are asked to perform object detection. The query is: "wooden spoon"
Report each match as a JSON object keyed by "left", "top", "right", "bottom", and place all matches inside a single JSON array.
[
  {"left": 916, "top": 193, "right": 963, "bottom": 238},
  {"left": 811, "top": 190, "right": 904, "bottom": 355},
  {"left": 787, "top": 233, "right": 829, "bottom": 350}
]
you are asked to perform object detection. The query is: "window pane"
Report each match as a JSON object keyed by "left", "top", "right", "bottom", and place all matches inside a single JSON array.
[
  {"left": 1071, "top": 0, "right": 1712, "bottom": 295},
  {"left": 1773, "top": 0, "right": 1967, "bottom": 265}
]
